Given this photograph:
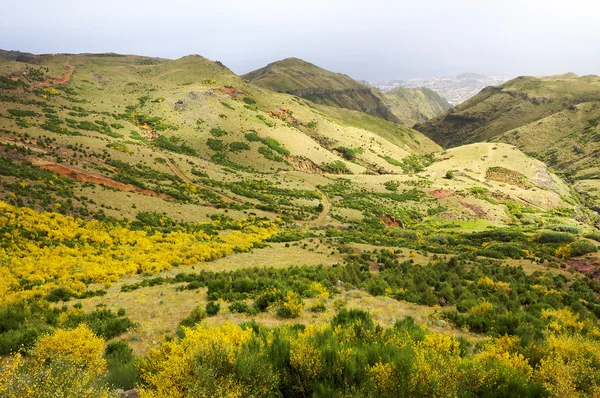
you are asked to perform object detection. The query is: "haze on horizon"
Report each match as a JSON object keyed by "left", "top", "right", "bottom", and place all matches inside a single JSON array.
[{"left": 2, "top": 0, "right": 599, "bottom": 82}]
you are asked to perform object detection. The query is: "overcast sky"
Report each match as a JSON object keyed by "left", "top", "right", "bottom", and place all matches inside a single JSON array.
[{"left": 2, "top": 0, "right": 599, "bottom": 81}]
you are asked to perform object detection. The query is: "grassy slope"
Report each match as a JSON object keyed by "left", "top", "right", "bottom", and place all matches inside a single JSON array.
[
  {"left": 414, "top": 74, "right": 600, "bottom": 207},
  {"left": 383, "top": 86, "right": 451, "bottom": 126}
]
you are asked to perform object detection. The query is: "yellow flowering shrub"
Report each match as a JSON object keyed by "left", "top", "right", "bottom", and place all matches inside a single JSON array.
[
  {"left": 470, "top": 301, "right": 494, "bottom": 316},
  {"left": 31, "top": 324, "right": 107, "bottom": 377},
  {"left": 140, "top": 323, "right": 252, "bottom": 398},
  {"left": 369, "top": 361, "right": 397, "bottom": 396},
  {"left": 477, "top": 276, "right": 511, "bottom": 292},
  {"left": 0, "top": 326, "right": 114, "bottom": 398},
  {"left": 0, "top": 200, "right": 277, "bottom": 304},
  {"left": 308, "top": 281, "right": 330, "bottom": 299}
]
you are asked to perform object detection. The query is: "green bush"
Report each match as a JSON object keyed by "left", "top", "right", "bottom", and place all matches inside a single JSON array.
[
  {"left": 229, "top": 142, "right": 250, "bottom": 152},
  {"left": 538, "top": 231, "right": 575, "bottom": 244},
  {"left": 154, "top": 135, "right": 197, "bottom": 156},
  {"left": 179, "top": 306, "right": 207, "bottom": 329},
  {"left": 322, "top": 161, "right": 351, "bottom": 174},
  {"left": 8, "top": 109, "right": 37, "bottom": 117},
  {"left": 309, "top": 300, "right": 327, "bottom": 312},
  {"left": 210, "top": 127, "right": 228, "bottom": 137},
  {"left": 206, "top": 301, "right": 221, "bottom": 316},
  {"left": 229, "top": 301, "right": 256, "bottom": 315},
  {"left": 570, "top": 240, "right": 598, "bottom": 257},
  {"left": 104, "top": 341, "right": 139, "bottom": 390},
  {"left": 552, "top": 225, "right": 581, "bottom": 234},
  {"left": 207, "top": 138, "right": 227, "bottom": 152},
  {"left": 585, "top": 232, "right": 600, "bottom": 242}
]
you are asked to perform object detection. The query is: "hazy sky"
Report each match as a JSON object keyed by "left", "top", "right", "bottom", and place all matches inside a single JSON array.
[{"left": 2, "top": 0, "right": 599, "bottom": 81}]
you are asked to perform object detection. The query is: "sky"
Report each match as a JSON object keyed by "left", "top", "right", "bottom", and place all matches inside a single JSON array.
[{"left": 2, "top": 0, "right": 600, "bottom": 81}]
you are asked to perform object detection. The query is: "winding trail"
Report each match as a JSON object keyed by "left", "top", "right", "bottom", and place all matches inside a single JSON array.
[
  {"left": 1, "top": 60, "right": 75, "bottom": 93},
  {"left": 313, "top": 187, "right": 331, "bottom": 225},
  {"left": 155, "top": 151, "right": 243, "bottom": 204},
  {"left": 32, "top": 61, "right": 75, "bottom": 88},
  {"left": 157, "top": 151, "right": 332, "bottom": 225}
]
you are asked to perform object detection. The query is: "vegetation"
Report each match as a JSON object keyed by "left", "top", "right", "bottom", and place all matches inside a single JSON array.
[{"left": 2, "top": 51, "right": 600, "bottom": 396}]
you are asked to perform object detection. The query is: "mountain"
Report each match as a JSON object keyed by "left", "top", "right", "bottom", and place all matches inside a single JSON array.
[
  {"left": 2, "top": 51, "right": 600, "bottom": 397},
  {"left": 243, "top": 57, "right": 399, "bottom": 122},
  {"left": 382, "top": 86, "right": 451, "bottom": 126},
  {"left": 373, "top": 73, "right": 511, "bottom": 105}
]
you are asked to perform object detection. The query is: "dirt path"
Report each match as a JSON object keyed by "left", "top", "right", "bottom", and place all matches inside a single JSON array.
[
  {"left": 155, "top": 151, "right": 243, "bottom": 204},
  {"left": 313, "top": 187, "right": 331, "bottom": 225},
  {"left": 36, "top": 162, "right": 171, "bottom": 199},
  {"left": 1, "top": 61, "right": 75, "bottom": 93},
  {"left": 32, "top": 61, "right": 75, "bottom": 88}
]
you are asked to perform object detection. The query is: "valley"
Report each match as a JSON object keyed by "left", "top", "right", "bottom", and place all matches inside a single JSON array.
[{"left": 1, "top": 51, "right": 600, "bottom": 397}]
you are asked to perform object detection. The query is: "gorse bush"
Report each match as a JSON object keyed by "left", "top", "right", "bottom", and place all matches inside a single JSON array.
[{"left": 135, "top": 309, "right": 600, "bottom": 398}]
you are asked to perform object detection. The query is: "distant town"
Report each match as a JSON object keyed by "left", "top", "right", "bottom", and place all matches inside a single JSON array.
[{"left": 371, "top": 73, "right": 511, "bottom": 105}]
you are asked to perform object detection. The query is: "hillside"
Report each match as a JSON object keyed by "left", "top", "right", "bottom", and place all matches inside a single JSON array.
[
  {"left": 243, "top": 57, "right": 399, "bottom": 122},
  {"left": 415, "top": 74, "right": 600, "bottom": 171},
  {"left": 382, "top": 86, "right": 451, "bottom": 125},
  {"left": 2, "top": 51, "right": 600, "bottom": 397}
]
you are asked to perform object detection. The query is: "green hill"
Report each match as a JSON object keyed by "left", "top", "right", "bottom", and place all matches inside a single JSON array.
[
  {"left": 414, "top": 74, "right": 600, "bottom": 175},
  {"left": 383, "top": 86, "right": 451, "bottom": 126},
  {"left": 243, "top": 57, "right": 400, "bottom": 122}
]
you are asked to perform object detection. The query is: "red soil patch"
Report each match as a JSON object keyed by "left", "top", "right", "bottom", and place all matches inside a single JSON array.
[
  {"left": 40, "top": 163, "right": 170, "bottom": 199},
  {"left": 32, "top": 62, "right": 75, "bottom": 88},
  {"left": 267, "top": 107, "right": 299, "bottom": 126},
  {"left": 380, "top": 215, "right": 405, "bottom": 228},
  {"left": 217, "top": 86, "right": 243, "bottom": 98},
  {"left": 429, "top": 189, "right": 454, "bottom": 199},
  {"left": 566, "top": 256, "right": 600, "bottom": 281}
]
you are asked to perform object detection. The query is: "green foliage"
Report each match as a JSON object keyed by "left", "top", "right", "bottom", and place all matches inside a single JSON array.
[
  {"left": 210, "top": 127, "right": 228, "bottom": 137},
  {"left": 229, "top": 301, "right": 256, "bottom": 315},
  {"left": 586, "top": 232, "right": 600, "bottom": 242},
  {"left": 104, "top": 340, "right": 139, "bottom": 390},
  {"left": 178, "top": 306, "right": 207, "bottom": 330},
  {"left": 266, "top": 231, "right": 305, "bottom": 243},
  {"left": 8, "top": 109, "right": 37, "bottom": 117},
  {"left": 154, "top": 135, "right": 197, "bottom": 156},
  {"left": 537, "top": 231, "right": 575, "bottom": 244},
  {"left": 322, "top": 160, "right": 351, "bottom": 174},
  {"left": 206, "top": 301, "right": 221, "bottom": 316},
  {"left": 570, "top": 240, "right": 598, "bottom": 257},
  {"left": 384, "top": 181, "right": 400, "bottom": 191},
  {"left": 207, "top": 138, "right": 227, "bottom": 152},
  {"left": 60, "top": 309, "right": 135, "bottom": 339},
  {"left": 445, "top": 170, "right": 454, "bottom": 179},
  {"left": 228, "top": 141, "right": 250, "bottom": 152},
  {"left": 258, "top": 146, "right": 284, "bottom": 162},
  {"left": 335, "top": 146, "right": 360, "bottom": 161}
]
